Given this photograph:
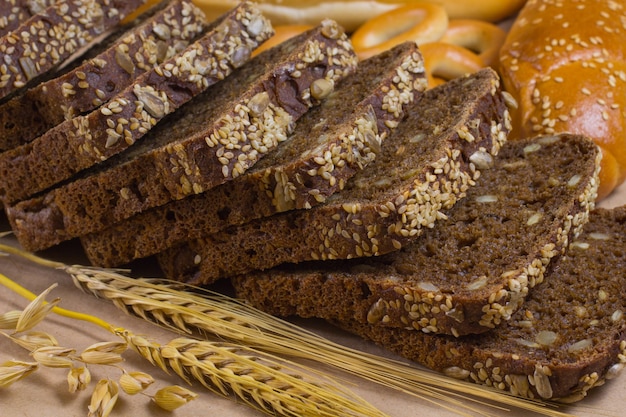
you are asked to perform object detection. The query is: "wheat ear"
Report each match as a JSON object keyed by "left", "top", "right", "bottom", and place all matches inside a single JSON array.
[
  {"left": 0, "top": 267, "right": 389, "bottom": 417},
  {"left": 115, "top": 330, "right": 388, "bottom": 417}
]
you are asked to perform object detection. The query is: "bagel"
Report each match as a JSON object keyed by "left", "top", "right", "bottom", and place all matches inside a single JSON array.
[
  {"left": 439, "top": 19, "right": 506, "bottom": 67},
  {"left": 191, "top": 1, "right": 527, "bottom": 32},
  {"left": 350, "top": 3, "right": 448, "bottom": 60},
  {"left": 419, "top": 42, "right": 485, "bottom": 88}
]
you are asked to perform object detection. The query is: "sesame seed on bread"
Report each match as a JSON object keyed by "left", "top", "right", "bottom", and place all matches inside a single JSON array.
[
  {"left": 79, "top": 41, "right": 428, "bottom": 268},
  {"left": 6, "top": 19, "right": 359, "bottom": 253},
  {"left": 329, "top": 205, "right": 625, "bottom": 402},
  {"left": 231, "top": 133, "right": 601, "bottom": 336},
  {"left": 0, "top": 0, "right": 55, "bottom": 38},
  {"left": 0, "top": 0, "right": 206, "bottom": 152},
  {"left": 0, "top": 0, "right": 147, "bottom": 103},
  {"left": 156, "top": 67, "right": 512, "bottom": 285},
  {"left": 499, "top": 0, "right": 626, "bottom": 200},
  {"left": 0, "top": 1, "right": 274, "bottom": 206}
]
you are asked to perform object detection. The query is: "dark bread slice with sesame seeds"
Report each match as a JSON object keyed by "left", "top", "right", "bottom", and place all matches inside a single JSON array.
[
  {"left": 231, "top": 133, "right": 601, "bottom": 336},
  {"left": 156, "top": 67, "right": 512, "bottom": 285},
  {"left": 0, "top": 0, "right": 206, "bottom": 152},
  {"left": 328, "top": 205, "right": 626, "bottom": 402},
  {"left": 0, "top": 1, "right": 274, "bottom": 206},
  {"left": 0, "top": 0, "right": 56, "bottom": 38},
  {"left": 0, "top": 0, "right": 147, "bottom": 103},
  {"left": 6, "top": 19, "right": 359, "bottom": 253},
  {"left": 78, "top": 41, "right": 428, "bottom": 268}
]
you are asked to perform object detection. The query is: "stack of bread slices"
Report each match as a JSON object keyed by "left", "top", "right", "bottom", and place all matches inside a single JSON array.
[{"left": 1, "top": 0, "right": 624, "bottom": 406}]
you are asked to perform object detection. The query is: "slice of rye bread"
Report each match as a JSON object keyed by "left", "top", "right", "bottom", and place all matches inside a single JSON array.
[
  {"left": 0, "top": 1, "right": 274, "bottom": 206},
  {"left": 0, "top": 0, "right": 147, "bottom": 103},
  {"left": 0, "top": 0, "right": 206, "bottom": 151},
  {"left": 0, "top": 0, "right": 56, "bottom": 38},
  {"left": 156, "top": 67, "right": 513, "bottom": 285},
  {"left": 6, "top": 19, "right": 359, "bottom": 252},
  {"left": 327, "top": 206, "right": 626, "bottom": 403},
  {"left": 79, "top": 41, "right": 428, "bottom": 267},
  {"left": 231, "top": 133, "right": 601, "bottom": 336}
]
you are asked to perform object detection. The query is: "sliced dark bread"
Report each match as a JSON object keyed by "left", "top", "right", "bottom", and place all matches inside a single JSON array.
[
  {"left": 0, "top": 0, "right": 147, "bottom": 102},
  {"left": 79, "top": 41, "right": 428, "bottom": 267},
  {"left": 0, "top": 0, "right": 55, "bottom": 38},
  {"left": 231, "top": 133, "right": 601, "bottom": 336},
  {"left": 6, "top": 19, "right": 359, "bottom": 252},
  {"left": 0, "top": 0, "right": 206, "bottom": 151},
  {"left": 157, "top": 67, "right": 512, "bottom": 284},
  {"left": 327, "top": 206, "right": 626, "bottom": 402},
  {"left": 0, "top": 1, "right": 274, "bottom": 206}
]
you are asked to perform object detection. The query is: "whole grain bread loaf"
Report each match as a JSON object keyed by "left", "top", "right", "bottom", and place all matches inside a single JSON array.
[
  {"left": 0, "top": 0, "right": 206, "bottom": 151},
  {"left": 232, "top": 134, "right": 601, "bottom": 336},
  {"left": 80, "top": 41, "right": 427, "bottom": 267},
  {"left": 7, "top": 19, "right": 359, "bottom": 252},
  {"left": 329, "top": 206, "right": 626, "bottom": 402},
  {"left": 0, "top": 1, "right": 273, "bottom": 206},
  {"left": 157, "top": 68, "right": 512, "bottom": 284},
  {"left": 0, "top": 0, "right": 147, "bottom": 102}
]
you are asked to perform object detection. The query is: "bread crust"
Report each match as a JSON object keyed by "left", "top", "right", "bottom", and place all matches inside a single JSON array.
[
  {"left": 0, "top": 0, "right": 206, "bottom": 151},
  {"left": 0, "top": 0, "right": 146, "bottom": 102},
  {"left": 232, "top": 134, "right": 601, "bottom": 336},
  {"left": 79, "top": 42, "right": 427, "bottom": 267},
  {"left": 330, "top": 206, "right": 626, "bottom": 402},
  {"left": 0, "top": 1, "right": 274, "bottom": 205},
  {"left": 8, "top": 19, "right": 359, "bottom": 253},
  {"left": 157, "top": 68, "right": 511, "bottom": 284},
  {"left": 0, "top": 0, "right": 56, "bottom": 38}
]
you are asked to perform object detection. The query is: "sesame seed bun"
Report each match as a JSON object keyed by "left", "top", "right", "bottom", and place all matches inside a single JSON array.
[{"left": 499, "top": 0, "right": 626, "bottom": 200}]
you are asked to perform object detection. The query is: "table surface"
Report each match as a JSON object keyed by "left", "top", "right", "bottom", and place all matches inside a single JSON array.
[{"left": 1, "top": 180, "right": 625, "bottom": 417}]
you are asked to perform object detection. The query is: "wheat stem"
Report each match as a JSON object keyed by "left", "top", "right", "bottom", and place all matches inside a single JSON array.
[
  {"left": 0, "top": 266, "right": 390, "bottom": 417},
  {"left": 0, "top": 271, "right": 114, "bottom": 331}
]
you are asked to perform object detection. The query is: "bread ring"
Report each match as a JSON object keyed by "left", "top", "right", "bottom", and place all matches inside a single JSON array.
[
  {"left": 350, "top": 3, "right": 448, "bottom": 60},
  {"left": 431, "top": 0, "right": 527, "bottom": 22},
  {"left": 439, "top": 19, "right": 506, "bottom": 67},
  {"left": 253, "top": 25, "right": 313, "bottom": 56},
  {"left": 419, "top": 42, "right": 485, "bottom": 88},
  {"left": 192, "top": 1, "right": 527, "bottom": 32}
]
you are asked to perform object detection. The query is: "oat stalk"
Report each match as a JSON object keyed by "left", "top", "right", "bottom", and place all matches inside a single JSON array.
[
  {"left": 0, "top": 266, "right": 389, "bottom": 417},
  {"left": 0, "top": 243, "right": 578, "bottom": 417}
]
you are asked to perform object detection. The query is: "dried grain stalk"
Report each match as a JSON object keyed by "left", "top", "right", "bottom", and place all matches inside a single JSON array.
[{"left": 0, "top": 260, "right": 390, "bottom": 417}]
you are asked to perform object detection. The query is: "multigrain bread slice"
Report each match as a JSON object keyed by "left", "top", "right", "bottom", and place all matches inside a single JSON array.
[
  {"left": 0, "top": 0, "right": 55, "bottom": 38},
  {"left": 232, "top": 134, "right": 601, "bottom": 336},
  {"left": 0, "top": 0, "right": 147, "bottom": 102},
  {"left": 157, "top": 68, "right": 512, "bottom": 284},
  {"left": 0, "top": 0, "right": 206, "bottom": 151},
  {"left": 327, "top": 206, "right": 626, "bottom": 402},
  {"left": 6, "top": 19, "right": 359, "bottom": 252},
  {"left": 79, "top": 41, "right": 428, "bottom": 267},
  {"left": 0, "top": 1, "right": 274, "bottom": 206}
]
